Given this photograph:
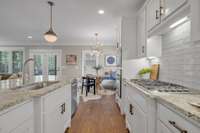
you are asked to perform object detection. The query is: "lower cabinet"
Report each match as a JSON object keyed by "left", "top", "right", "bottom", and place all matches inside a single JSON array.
[
  {"left": 43, "top": 104, "right": 64, "bottom": 133},
  {"left": 10, "top": 119, "right": 34, "bottom": 133},
  {"left": 34, "top": 85, "right": 71, "bottom": 133},
  {"left": 157, "top": 120, "right": 172, "bottom": 133},
  {"left": 125, "top": 84, "right": 148, "bottom": 133},
  {"left": 157, "top": 103, "right": 200, "bottom": 133},
  {"left": 0, "top": 101, "right": 34, "bottom": 133}
]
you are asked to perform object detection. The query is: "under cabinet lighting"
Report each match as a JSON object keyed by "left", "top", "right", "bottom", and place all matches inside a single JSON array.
[{"left": 170, "top": 16, "right": 189, "bottom": 29}]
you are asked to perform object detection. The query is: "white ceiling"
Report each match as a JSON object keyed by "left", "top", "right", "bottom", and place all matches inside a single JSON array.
[{"left": 0, "top": 0, "right": 145, "bottom": 46}]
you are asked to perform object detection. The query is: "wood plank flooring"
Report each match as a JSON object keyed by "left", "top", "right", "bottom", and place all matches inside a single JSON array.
[{"left": 66, "top": 95, "right": 128, "bottom": 133}]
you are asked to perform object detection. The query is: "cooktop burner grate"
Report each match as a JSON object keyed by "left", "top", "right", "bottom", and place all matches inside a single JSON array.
[{"left": 131, "top": 79, "right": 195, "bottom": 93}]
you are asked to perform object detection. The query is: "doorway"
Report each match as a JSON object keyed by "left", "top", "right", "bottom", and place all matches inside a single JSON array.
[{"left": 29, "top": 49, "right": 62, "bottom": 82}]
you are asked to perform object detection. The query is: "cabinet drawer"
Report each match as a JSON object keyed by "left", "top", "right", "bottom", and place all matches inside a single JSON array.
[
  {"left": 43, "top": 87, "right": 66, "bottom": 113},
  {"left": 0, "top": 101, "right": 33, "bottom": 133},
  {"left": 127, "top": 85, "right": 147, "bottom": 113},
  {"left": 157, "top": 104, "right": 200, "bottom": 133}
]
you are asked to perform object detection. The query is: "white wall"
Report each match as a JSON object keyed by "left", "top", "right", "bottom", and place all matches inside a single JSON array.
[
  {"left": 0, "top": 45, "right": 118, "bottom": 81},
  {"left": 160, "top": 21, "right": 200, "bottom": 89},
  {"left": 122, "top": 58, "right": 150, "bottom": 79}
]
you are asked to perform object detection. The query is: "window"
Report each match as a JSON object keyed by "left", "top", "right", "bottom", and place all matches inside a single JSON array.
[
  {"left": 30, "top": 49, "right": 61, "bottom": 82},
  {"left": 82, "top": 51, "right": 99, "bottom": 76},
  {"left": 0, "top": 48, "right": 24, "bottom": 74}
]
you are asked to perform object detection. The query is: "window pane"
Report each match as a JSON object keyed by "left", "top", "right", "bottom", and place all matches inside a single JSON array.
[
  {"left": 48, "top": 55, "right": 57, "bottom": 81},
  {"left": 34, "top": 55, "right": 43, "bottom": 82},
  {"left": 84, "top": 53, "right": 96, "bottom": 75},
  {"left": 0, "top": 51, "right": 10, "bottom": 74},
  {"left": 12, "top": 51, "right": 23, "bottom": 73}
]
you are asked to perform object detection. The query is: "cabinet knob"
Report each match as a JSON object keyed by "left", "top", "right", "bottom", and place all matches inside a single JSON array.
[
  {"left": 129, "top": 104, "right": 134, "bottom": 115},
  {"left": 61, "top": 103, "right": 66, "bottom": 114},
  {"left": 142, "top": 46, "right": 145, "bottom": 53},
  {"left": 156, "top": 10, "right": 160, "bottom": 19},
  {"left": 168, "top": 121, "right": 187, "bottom": 133}
]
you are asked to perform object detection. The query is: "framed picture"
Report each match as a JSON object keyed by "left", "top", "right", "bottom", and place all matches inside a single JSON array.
[
  {"left": 105, "top": 55, "right": 117, "bottom": 67},
  {"left": 66, "top": 55, "right": 77, "bottom": 65}
]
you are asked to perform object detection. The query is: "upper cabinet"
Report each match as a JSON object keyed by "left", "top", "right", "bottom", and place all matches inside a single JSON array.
[
  {"left": 136, "top": 7, "right": 147, "bottom": 58},
  {"left": 121, "top": 17, "right": 137, "bottom": 60},
  {"left": 191, "top": 0, "right": 200, "bottom": 42},
  {"left": 146, "top": 0, "right": 161, "bottom": 32},
  {"left": 160, "top": 0, "right": 188, "bottom": 20}
]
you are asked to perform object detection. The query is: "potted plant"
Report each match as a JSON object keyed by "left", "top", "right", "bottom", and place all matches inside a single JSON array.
[
  {"left": 92, "top": 65, "right": 102, "bottom": 76},
  {"left": 138, "top": 68, "right": 152, "bottom": 79}
]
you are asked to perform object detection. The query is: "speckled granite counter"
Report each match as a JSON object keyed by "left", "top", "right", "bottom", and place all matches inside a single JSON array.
[
  {"left": 156, "top": 94, "right": 200, "bottom": 127},
  {"left": 123, "top": 79, "right": 200, "bottom": 127},
  {"left": 0, "top": 80, "right": 70, "bottom": 112}
]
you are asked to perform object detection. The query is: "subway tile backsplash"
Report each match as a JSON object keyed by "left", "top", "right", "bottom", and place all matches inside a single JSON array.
[{"left": 159, "top": 21, "right": 200, "bottom": 89}]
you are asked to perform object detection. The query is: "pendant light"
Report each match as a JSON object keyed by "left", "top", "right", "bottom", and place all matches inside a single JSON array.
[{"left": 44, "top": 1, "right": 58, "bottom": 43}]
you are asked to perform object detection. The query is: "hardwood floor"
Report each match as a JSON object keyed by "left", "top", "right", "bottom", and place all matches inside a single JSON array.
[{"left": 66, "top": 95, "right": 128, "bottom": 133}]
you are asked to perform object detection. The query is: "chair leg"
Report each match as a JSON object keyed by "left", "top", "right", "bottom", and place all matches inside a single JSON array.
[
  {"left": 94, "top": 85, "right": 96, "bottom": 95},
  {"left": 81, "top": 85, "right": 84, "bottom": 94},
  {"left": 86, "top": 86, "right": 89, "bottom": 96}
]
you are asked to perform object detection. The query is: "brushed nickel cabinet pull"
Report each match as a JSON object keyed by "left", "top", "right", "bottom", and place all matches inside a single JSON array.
[
  {"left": 156, "top": 10, "right": 160, "bottom": 19},
  {"left": 129, "top": 104, "right": 134, "bottom": 115},
  {"left": 168, "top": 121, "right": 187, "bottom": 133}
]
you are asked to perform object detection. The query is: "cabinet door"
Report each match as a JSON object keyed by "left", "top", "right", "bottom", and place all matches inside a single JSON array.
[
  {"left": 44, "top": 104, "right": 64, "bottom": 133},
  {"left": 132, "top": 103, "right": 147, "bottom": 133},
  {"left": 157, "top": 120, "right": 173, "bottom": 133},
  {"left": 191, "top": 0, "right": 200, "bottom": 42},
  {"left": 10, "top": 119, "right": 34, "bottom": 133},
  {"left": 146, "top": 0, "right": 161, "bottom": 31},
  {"left": 161, "top": 0, "right": 187, "bottom": 19},
  {"left": 137, "top": 8, "right": 146, "bottom": 57}
]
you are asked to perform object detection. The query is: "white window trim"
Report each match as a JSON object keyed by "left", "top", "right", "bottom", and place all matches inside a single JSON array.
[
  {"left": 0, "top": 47, "right": 25, "bottom": 73},
  {"left": 81, "top": 50, "right": 100, "bottom": 76},
  {"left": 29, "top": 49, "right": 62, "bottom": 82}
]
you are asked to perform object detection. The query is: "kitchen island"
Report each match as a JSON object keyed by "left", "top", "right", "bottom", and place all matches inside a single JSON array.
[{"left": 0, "top": 80, "right": 71, "bottom": 133}]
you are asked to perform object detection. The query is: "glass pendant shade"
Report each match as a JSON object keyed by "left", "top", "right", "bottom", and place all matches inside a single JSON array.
[
  {"left": 44, "top": 28, "right": 58, "bottom": 43},
  {"left": 44, "top": 1, "right": 58, "bottom": 43}
]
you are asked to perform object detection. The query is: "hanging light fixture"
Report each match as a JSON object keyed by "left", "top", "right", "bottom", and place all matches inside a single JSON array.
[
  {"left": 91, "top": 33, "right": 103, "bottom": 56},
  {"left": 44, "top": 1, "right": 58, "bottom": 43}
]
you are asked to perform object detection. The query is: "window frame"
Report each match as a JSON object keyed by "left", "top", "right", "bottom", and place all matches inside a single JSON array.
[{"left": 0, "top": 47, "right": 25, "bottom": 74}]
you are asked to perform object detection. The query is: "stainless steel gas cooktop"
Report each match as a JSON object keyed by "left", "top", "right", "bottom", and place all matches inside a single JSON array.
[{"left": 131, "top": 79, "right": 198, "bottom": 93}]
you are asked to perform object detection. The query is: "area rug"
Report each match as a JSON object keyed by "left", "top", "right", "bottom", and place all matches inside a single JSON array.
[
  {"left": 81, "top": 93, "right": 102, "bottom": 102},
  {"left": 98, "top": 89, "right": 116, "bottom": 96}
]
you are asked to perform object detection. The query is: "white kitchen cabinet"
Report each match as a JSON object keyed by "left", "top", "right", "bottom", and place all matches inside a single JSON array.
[
  {"left": 157, "top": 103, "right": 200, "bottom": 133},
  {"left": 0, "top": 101, "right": 34, "bottom": 133},
  {"left": 124, "top": 84, "right": 150, "bottom": 133},
  {"left": 191, "top": 0, "right": 200, "bottom": 42},
  {"left": 34, "top": 85, "right": 71, "bottom": 133},
  {"left": 157, "top": 120, "right": 173, "bottom": 133},
  {"left": 161, "top": 0, "right": 188, "bottom": 20},
  {"left": 136, "top": 7, "right": 147, "bottom": 58},
  {"left": 146, "top": 0, "right": 161, "bottom": 32},
  {"left": 121, "top": 17, "right": 137, "bottom": 60},
  {"left": 130, "top": 99, "right": 147, "bottom": 133},
  {"left": 43, "top": 104, "right": 64, "bottom": 133},
  {"left": 10, "top": 119, "right": 34, "bottom": 133}
]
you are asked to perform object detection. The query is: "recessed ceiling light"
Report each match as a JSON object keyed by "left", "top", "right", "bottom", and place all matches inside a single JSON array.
[
  {"left": 27, "top": 36, "right": 33, "bottom": 39},
  {"left": 98, "top": 10, "right": 104, "bottom": 15}
]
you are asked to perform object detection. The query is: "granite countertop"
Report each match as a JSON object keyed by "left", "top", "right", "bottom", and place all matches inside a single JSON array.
[
  {"left": 123, "top": 79, "right": 200, "bottom": 127},
  {"left": 0, "top": 80, "right": 70, "bottom": 112},
  {"left": 156, "top": 94, "right": 200, "bottom": 127}
]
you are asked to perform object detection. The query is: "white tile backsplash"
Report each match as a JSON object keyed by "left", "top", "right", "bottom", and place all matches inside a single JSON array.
[{"left": 160, "top": 21, "right": 200, "bottom": 89}]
